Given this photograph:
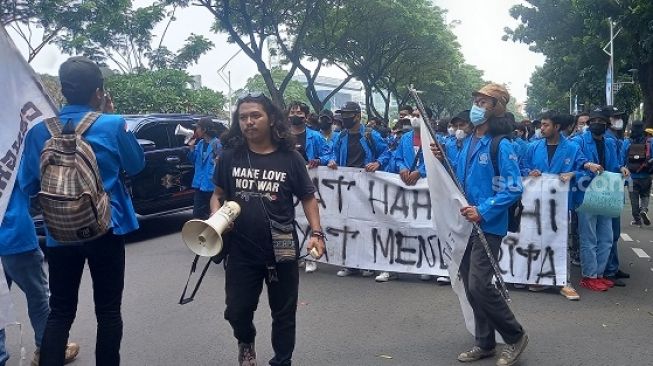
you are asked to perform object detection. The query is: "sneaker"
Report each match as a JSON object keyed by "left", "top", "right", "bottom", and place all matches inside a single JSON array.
[
  {"left": 597, "top": 277, "right": 615, "bottom": 288},
  {"left": 375, "top": 271, "right": 397, "bottom": 282},
  {"left": 615, "top": 269, "right": 630, "bottom": 279},
  {"left": 641, "top": 211, "right": 651, "bottom": 226},
  {"left": 436, "top": 276, "right": 451, "bottom": 285},
  {"left": 579, "top": 277, "right": 607, "bottom": 292},
  {"left": 33, "top": 342, "right": 80, "bottom": 366},
  {"left": 606, "top": 276, "right": 626, "bottom": 287},
  {"left": 513, "top": 283, "right": 526, "bottom": 289},
  {"left": 305, "top": 261, "right": 318, "bottom": 273},
  {"left": 528, "top": 285, "right": 551, "bottom": 292},
  {"left": 457, "top": 346, "right": 496, "bottom": 362},
  {"left": 419, "top": 274, "right": 432, "bottom": 281},
  {"left": 631, "top": 220, "right": 642, "bottom": 227},
  {"left": 337, "top": 268, "right": 355, "bottom": 277},
  {"left": 238, "top": 342, "right": 257, "bottom": 366},
  {"left": 361, "top": 269, "right": 375, "bottom": 277},
  {"left": 560, "top": 285, "right": 580, "bottom": 300},
  {"left": 496, "top": 333, "right": 529, "bottom": 366}
]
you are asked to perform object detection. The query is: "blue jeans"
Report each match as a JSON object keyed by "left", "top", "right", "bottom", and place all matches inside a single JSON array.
[
  {"left": 578, "top": 212, "right": 613, "bottom": 278},
  {"left": 605, "top": 217, "right": 621, "bottom": 277},
  {"left": 0, "top": 249, "right": 50, "bottom": 364}
]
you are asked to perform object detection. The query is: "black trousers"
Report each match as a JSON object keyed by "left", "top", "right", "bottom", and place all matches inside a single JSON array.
[
  {"left": 459, "top": 232, "right": 524, "bottom": 349},
  {"left": 40, "top": 233, "right": 125, "bottom": 366},
  {"left": 224, "top": 259, "right": 299, "bottom": 366},
  {"left": 569, "top": 210, "right": 580, "bottom": 257},
  {"left": 629, "top": 176, "right": 652, "bottom": 220},
  {"left": 193, "top": 190, "right": 213, "bottom": 219}
]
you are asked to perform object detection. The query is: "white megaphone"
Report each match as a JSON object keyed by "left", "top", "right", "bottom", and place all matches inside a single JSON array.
[
  {"left": 175, "top": 124, "right": 196, "bottom": 144},
  {"left": 182, "top": 201, "right": 241, "bottom": 257}
]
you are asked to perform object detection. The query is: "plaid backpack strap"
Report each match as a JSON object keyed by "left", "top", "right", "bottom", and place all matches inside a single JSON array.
[
  {"left": 75, "top": 112, "right": 102, "bottom": 136},
  {"left": 43, "top": 117, "right": 63, "bottom": 137}
]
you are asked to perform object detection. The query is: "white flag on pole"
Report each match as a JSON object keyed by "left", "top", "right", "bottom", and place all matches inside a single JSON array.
[
  {"left": 0, "top": 24, "right": 57, "bottom": 329},
  {"left": 419, "top": 122, "right": 476, "bottom": 336},
  {"left": 0, "top": 25, "right": 57, "bottom": 224}
]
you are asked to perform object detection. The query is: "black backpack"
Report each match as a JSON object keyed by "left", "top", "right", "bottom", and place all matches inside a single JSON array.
[
  {"left": 627, "top": 141, "right": 648, "bottom": 173},
  {"left": 490, "top": 134, "right": 523, "bottom": 233}
]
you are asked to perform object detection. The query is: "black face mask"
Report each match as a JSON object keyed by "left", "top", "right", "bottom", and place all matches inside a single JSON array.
[
  {"left": 589, "top": 123, "right": 606, "bottom": 136},
  {"left": 342, "top": 116, "right": 357, "bottom": 129},
  {"left": 289, "top": 116, "right": 305, "bottom": 126},
  {"left": 319, "top": 121, "right": 332, "bottom": 131}
]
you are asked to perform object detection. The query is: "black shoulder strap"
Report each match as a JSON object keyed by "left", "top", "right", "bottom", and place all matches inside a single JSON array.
[
  {"left": 490, "top": 134, "right": 509, "bottom": 177},
  {"left": 179, "top": 255, "right": 213, "bottom": 305}
]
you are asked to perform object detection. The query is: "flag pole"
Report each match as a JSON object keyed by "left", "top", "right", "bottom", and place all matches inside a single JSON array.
[{"left": 408, "top": 86, "right": 511, "bottom": 302}]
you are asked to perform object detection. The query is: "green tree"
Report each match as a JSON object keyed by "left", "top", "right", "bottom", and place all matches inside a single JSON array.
[
  {"left": 104, "top": 69, "right": 225, "bottom": 114},
  {"left": 506, "top": 0, "right": 653, "bottom": 125},
  {"left": 236, "top": 68, "right": 311, "bottom": 109}
]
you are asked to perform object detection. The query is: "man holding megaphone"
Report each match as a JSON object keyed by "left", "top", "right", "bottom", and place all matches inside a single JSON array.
[
  {"left": 187, "top": 117, "right": 222, "bottom": 220},
  {"left": 210, "top": 93, "right": 325, "bottom": 366}
]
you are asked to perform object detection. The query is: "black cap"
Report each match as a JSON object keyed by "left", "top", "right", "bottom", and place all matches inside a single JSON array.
[
  {"left": 451, "top": 110, "right": 471, "bottom": 124},
  {"left": 601, "top": 105, "right": 626, "bottom": 117},
  {"left": 319, "top": 109, "right": 334, "bottom": 119},
  {"left": 589, "top": 110, "right": 609, "bottom": 123},
  {"left": 59, "top": 56, "right": 104, "bottom": 102},
  {"left": 335, "top": 101, "right": 361, "bottom": 114}
]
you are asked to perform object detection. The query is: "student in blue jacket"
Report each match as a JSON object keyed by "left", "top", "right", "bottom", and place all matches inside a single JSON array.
[
  {"left": 188, "top": 117, "right": 222, "bottom": 220},
  {"left": 519, "top": 111, "right": 589, "bottom": 299},
  {"left": 570, "top": 111, "right": 630, "bottom": 292},
  {"left": 288, "top": 101, "right": 331, "bottom": 168},
  {"left": 18, "top": 57, "right": 145, "bottom": 365},
  {"left": 327, "top": 102, "right": 389, "bottom": 172},
  {"left": 327, "top": 102, "right": 388, "bottom": 278},
  {"left": 444, "top": 110, "right": 472, "bottom": 170},
  {"left": 433, "top": 83, "right": 528, "bottom": 365},
  {"left": 0, "top": 180, "right": 80, "bottom": 365}
]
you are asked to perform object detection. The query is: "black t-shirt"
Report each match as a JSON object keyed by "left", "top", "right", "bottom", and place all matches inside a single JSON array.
[
  {"left": 346, "top": 132, "right": 365, "bottom": 168},
  {"left": 596, "top": 138, "right": 606, "bottom": 167},
  {"left": 296, "top": 130, "right": 308, "bottom": 162},
  {"left": 213, "top": 148, "right": 316, "bottom": 264},
  {"left": 546, "top": 144, "right": 558, "bottom": 163}
]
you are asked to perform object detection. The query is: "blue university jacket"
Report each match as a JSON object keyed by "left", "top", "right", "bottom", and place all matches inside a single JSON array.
[
  {"left": 0, "top": 181, "right": 38, "bottom": 256},
  {"left": 19, "top": 105, "right": 146, "bottom": 247},
  {"left": 304, "top": 128, "right": 332, "bottom": 165},
  {"left": 330, "top": 125, "right": 389, "bottom": 167},
  {"left": 188, "top": 137, "right": 221, "bottom": 192},
  {"left": 451, "top": 134, "right": 523, "bottom": 237},
  {"left": 394, "top": 130, "right": 426, "bottom": 177}
]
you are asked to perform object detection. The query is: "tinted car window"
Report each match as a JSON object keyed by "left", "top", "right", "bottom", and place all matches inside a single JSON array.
[{"left": 137, "top": 124, "right": 171, "bottom": 149}]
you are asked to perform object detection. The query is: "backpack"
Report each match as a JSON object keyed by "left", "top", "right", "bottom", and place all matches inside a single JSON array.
[
  {"left": 627, "top": 141, "right": 648, "bottom": 173},
  {"left": 38, "top": 112, "right": 112, "bottom": 243},
  {"left": 490, "top": 134, "right": 523, "bottom": 233}
]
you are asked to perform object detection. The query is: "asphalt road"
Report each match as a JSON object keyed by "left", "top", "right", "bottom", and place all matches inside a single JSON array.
[{"left": 3, "top": 201, "right": 652, "bottom": 366}]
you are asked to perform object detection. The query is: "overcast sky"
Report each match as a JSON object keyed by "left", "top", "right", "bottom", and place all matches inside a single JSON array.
[{"left": 11, "top": 0, "right": 544, "bottom": 103}]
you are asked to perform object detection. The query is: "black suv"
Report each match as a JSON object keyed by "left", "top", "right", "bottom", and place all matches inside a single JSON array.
[{"left": 33, "top": 114, "right": 229, "bottom": 235}]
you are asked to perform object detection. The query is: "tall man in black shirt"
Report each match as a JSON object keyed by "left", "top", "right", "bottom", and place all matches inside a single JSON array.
[{"left": 210, "top": 94, "right": 325, "bottom": 366}]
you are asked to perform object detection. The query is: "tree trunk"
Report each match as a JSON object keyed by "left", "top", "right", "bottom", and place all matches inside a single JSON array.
[{"left": 639, "top": 61, "right": 653, "bottom": 127}]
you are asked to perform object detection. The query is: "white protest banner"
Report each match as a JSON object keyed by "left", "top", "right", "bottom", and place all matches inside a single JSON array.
[
  {"left": 295, "top": 167, "right": 569, "bottom": 287},
  {"left": 0, "top": 25, "right": 58, "bottom": 224},
  {"left": 501, "top": 175, "right": 569, "bottom": 286},
  {"left": 296, "top": 167, "right": 448, "bottom": 276}
]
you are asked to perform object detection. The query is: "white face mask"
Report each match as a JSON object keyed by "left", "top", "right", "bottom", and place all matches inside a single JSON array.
[
  {"left": 582, "top": 125, "right": 589, "bottom": 132},
  {"left": 534, "top": 128, "right": 542, "bottom": 138},
  {"left": 612, "top": 118, "right": 624, "bottom": 130},
  {"left": 447, "top": 127, "right": 456, "bottom": 136},
  {"left": 455, "top": 129, "right": 467, "bottom": 140},
  {"left": 410, "top": 117, "right": 421, "bottom": 128}
]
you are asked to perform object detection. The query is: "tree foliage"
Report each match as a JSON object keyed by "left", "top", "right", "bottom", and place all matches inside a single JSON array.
[
  {"left": 104, "top": 69, "right": 225, "bottom": 115},
  {"left": 506, "top": 0, "right": 653, "bottom": 125},
  {"left": 236, "top": 67, "right": 311, "bottom": 108},
  {"left": 4, "top": 0, "right": 213, "bottom": 71}
]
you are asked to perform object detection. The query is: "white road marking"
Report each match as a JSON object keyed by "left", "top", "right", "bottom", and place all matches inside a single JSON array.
[
  {"left": 621, "top": 233, "right": 634, "bottom": 242},
  {"left": 632, "top": 248, "right": 650, "bottom": 259}
]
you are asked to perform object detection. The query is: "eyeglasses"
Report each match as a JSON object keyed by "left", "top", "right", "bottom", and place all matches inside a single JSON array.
[{"left": 236, "top": 91, "right": 267, "bottom": 102}]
